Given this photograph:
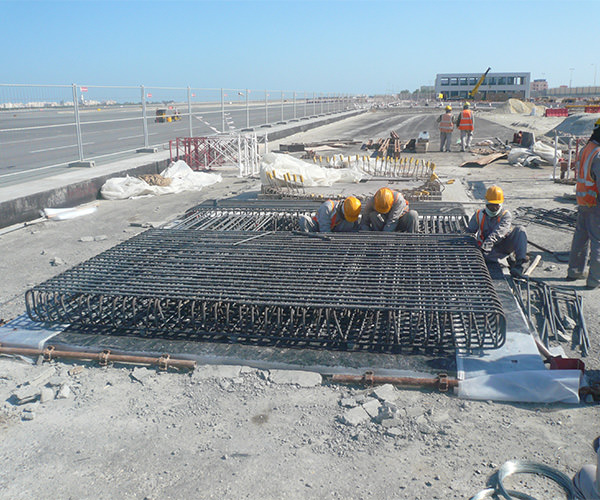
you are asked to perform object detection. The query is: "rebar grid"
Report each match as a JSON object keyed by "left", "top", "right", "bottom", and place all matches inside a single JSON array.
[
  {"left": 172, "top": 206, "right": 468, "bottom": 233},
  {"left": 26, "top": 231, "right": 506, "bottom": 352}
]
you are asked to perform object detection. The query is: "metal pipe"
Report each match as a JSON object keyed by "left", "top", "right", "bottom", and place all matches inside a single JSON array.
[
  {"left": 141, "top": 85, "right": 149, "bottom": 148},
  {"left": 72, "top": 83, "right": 84, "bottom": 161},
  {"left": 187, "top": 86, "right": 193, "bottom": 137},
  {"left": 330, "top": 371, "right": 458, "bottom": 391},
  {"left": 221, "top": 88, "right": 225, "bottom": 133},
  {"left": 0, "top": 344, "right": 196, "bottom": 370}
]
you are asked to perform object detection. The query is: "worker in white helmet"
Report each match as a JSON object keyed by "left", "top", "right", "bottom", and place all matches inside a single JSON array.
[{"left": 566, "top": 117, "right": 600, "bottom": 289}]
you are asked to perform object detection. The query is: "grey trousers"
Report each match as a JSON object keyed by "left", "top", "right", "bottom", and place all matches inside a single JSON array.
[
  {"left": 484, "top": 226, "right": 528, "bottom": 262},
  {"left": 440, "top": 132, "right": 452, "bottom": 152},
  {"left": 368, "top": 210, "right": 419, "bottom": 233},
  {"left": 460, "top": 130, "right": 473, "bottom": 151},
  {"left": 567, "top": 205, "right": 600, "bottom": 287}
]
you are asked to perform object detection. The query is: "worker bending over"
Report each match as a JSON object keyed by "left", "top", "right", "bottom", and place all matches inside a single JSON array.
[
  {"left": 437, "top": 105, "right": 454, "bottom": 152},
  {"left": 466, "top": 185, "right": 528, "bottom": 274},
  {"left": 298, "top": 197, "right": 362, "bottom": 232},
  {"left": 456, "top": 101, "right": 474, "bottom": 152},
  {"left": 360, "top": 187, "right": 419, "bottom": 232},
  {"left": 567, "top": 117, "right": 600, "bottom": 289}
]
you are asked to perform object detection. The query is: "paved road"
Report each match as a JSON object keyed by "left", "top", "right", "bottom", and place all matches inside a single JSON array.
[{"left": 0, "top": 100, "right": 340, "bottom": 180}]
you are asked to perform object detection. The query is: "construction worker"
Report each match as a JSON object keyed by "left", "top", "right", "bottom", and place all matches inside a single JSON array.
[
  {"left": 437, "top": 105, "right": 454, "bottom": 152},
  {"left": 566, "top": 117, "right": 600, "bottom": 289},
  {"left": 298, "top": 196, "right": 362, "bottom": 233},
  {"left": 360, "top": 187, "right": 418, "bottom": 232},
  {"left": 466, "top": 185, "right": 528, "bottom": 275},
  {"left": 456, "top": 101, "right": 474, "bottom": 152}
]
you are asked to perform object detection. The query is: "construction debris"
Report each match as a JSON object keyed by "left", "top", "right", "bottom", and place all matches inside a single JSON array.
[{"left": 460, "top": 152, "right": 508, "bottom": 168}]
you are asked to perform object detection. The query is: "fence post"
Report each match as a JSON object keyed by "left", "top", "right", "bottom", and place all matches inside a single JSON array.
[
  {"left": 72, "top": 84, "right": 84, "bottom": 161},
  {"left": 246, "top": 89, "right": 249, "bottom": 128},
  {"left": 221, "top": 88, "right": 225, "bottom": 133},
  {"left": 187, "top": 86, "right": 193, "bottom": 137},
  {"left": 293, "top": 91, "right": 297, "bottom": 119},
  {"left": 141, "top": 85, "right": 149, "bottom": 148},
  {"left": 265, "top": 90, "right": 268, "bottom": 125},
  {"left": 313, "top": 92, "right": 316, "bottom": 115},
  {"left": 320, "top": 93, "right": 323, "bottom": 114},
  {"left": 281, "top": 91, "right": 284, "bottom": 121}
]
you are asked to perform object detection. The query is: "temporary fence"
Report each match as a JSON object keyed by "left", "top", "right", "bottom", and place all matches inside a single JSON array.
[
  {"left": 545, "top": 108, "right": 569, "bottom": 117},
  {"left": 25, "top": 230, "right": 506, "bottom": 353},
  {"left": 0, "top": 83, "right": 360, "bottom": 176}
]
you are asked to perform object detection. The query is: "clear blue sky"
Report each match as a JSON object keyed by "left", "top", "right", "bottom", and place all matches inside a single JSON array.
[{"left": 2, "top": 0, "right": 597, "bottom": 94}]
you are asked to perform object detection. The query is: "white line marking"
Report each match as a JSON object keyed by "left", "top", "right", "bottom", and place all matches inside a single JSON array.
[
  {"left": 118, "top": 133, "right": 158, "bottom": 141},
  {"left": 31, "top": 142, "right": 94, "bottom": 153}
]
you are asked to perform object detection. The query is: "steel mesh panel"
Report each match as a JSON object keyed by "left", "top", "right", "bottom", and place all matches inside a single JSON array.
[
  {"left": 26, "top": 231, "right": 505, "bottom": 352},
  {"left": 172, "top": 206, "right": 468, "bottom": 233}
]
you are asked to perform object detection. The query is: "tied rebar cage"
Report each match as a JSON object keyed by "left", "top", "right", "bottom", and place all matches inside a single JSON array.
[
  {"left": 26, "top": 231, "right": 506, "bottom": 353},
  {"left": 172, "top": 205, "right": 469, "bottom": 234}
]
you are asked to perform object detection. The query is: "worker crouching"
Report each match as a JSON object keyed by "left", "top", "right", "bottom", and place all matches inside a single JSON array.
[
  {"left": 466, "top": 185, "right": 528, "bottom": 275},
  {"left": 299, "top": 196, "right": 362, "bottom": 232},
  {"left": 360, "top": 187, "right": 419, "bottom": 232}
]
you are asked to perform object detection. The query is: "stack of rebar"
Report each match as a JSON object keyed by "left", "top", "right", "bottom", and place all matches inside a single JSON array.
[
  {"left": 514, "top": 207, "right": 578, "bottom": 232},
  {"left": 26, "top": 231, "right": 506, "bottom": 353},
  {"left": 510, "top": 276, "right": 589, "bottom": 356}
]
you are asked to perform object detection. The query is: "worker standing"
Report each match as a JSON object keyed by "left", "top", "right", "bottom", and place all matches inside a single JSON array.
[
  {"left": 566, "top": 117, "right": 600, "bottom": 289},
  {"left": 298, "top": 196, "right": 362, "bottom": 232},
  {"left": 456, "top": 102, "right": 474, "bottom": 152},
  {"left": 437, "top": 105, "right": 454, "bottom": 152},
  {"left": 466, "top": 185, "right": 528, "bottom": 275},
  {"left": 360, "top": 187, "right": 418, "bottom": 232}
]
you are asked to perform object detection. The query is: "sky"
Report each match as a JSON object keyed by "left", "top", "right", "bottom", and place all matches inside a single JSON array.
[{"left": 1, "top": 0, "right": 598, "bottom": 96}]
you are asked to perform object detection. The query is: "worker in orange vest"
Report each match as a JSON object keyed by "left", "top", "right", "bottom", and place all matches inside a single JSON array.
[
  {"left": 437, "top": 105, "right": 454, "bottom": 152},
  {"left": 456, "top": 101, "right": 474, "bottom": 152},
  {"left": 566, "top": 117, "right": 600, "bottom": 289},
  {"left": 466, "top": 185, "right": 528, "bottom": 275},
  {"left": 360, "top": 187, "right": 418, "bottom": 232},
  {"left": 298, "top": 196, "right": 362, "bottom": 232}
]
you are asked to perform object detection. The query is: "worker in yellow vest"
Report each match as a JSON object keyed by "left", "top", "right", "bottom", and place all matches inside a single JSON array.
[
  {"left": 298, "top": 197, "right": 362, "bottom": 232},
  {"left": 466, "top": 185, "right": 528, "bottom": 275},
  {"left": 437, "top": 105, "right": 454, "bottom": 152},
  {"left": 566, "top": 117, "right": 600, "bottom": 289},
  {"left": 456, "top": 102, "right": 474, "bottom": 152}
]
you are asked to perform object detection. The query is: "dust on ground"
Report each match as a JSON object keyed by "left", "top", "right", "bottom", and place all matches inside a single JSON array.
[{"left": 0, "top": 110, "right": 598, "bottom": 500}]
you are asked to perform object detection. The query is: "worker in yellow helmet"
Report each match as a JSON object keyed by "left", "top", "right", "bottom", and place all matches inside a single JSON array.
[
  {"left": 456, "top": 101, "right": 474, "bottom": 152},
  {"left": 466, "top": 185, "right": 528, "bottom": 275},
  {"left": 298, "top": 196, "right": 362, "bottom": 232},
  {"left": 437, "top": 105, "right": 454, "bottom": 152},
  {"left": 566, "top": 117, "right": 600, "bottom": 289},
  {"left": 359, "top": 187, "right": 418, "bottom": 232}
]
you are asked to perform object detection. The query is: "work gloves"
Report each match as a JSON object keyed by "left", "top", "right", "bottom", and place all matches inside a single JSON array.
[{"left": 481, "top": 239, "right": 494, "bottom": 254}]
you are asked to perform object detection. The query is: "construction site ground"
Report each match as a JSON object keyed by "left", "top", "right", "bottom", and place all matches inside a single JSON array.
[{"left": 0, "top": 108, "right": 598, "bottom": 499}]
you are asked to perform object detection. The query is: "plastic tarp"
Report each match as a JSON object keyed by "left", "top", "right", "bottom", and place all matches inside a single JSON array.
[
  {"left": 260, "top": 152, "right": 368, "bottom": 187},
  {"left": 507, "top": 142, "right": 561, "bottom": 167},
  {"left": 458, "top": 370, "right": 581, "bottom": 404},
  {"left": 101, "top": 160, "right": 222, "bottom": 200}
]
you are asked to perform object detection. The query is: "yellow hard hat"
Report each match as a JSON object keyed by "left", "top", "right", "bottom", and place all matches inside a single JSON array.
[
  {"left": 595, "top": 117, "right": 600, "bottom": 128},
  {"left": 485, "top": 185, "right": 504, "bottom": 204},
  {"left": 374, "top": 187, "right": 395, "bottom": 214},
  {"left": 445, "top": 105, "right": 452, "bottom": 111},
  {"left": 342, "top": 196, "right": 361, "bottom": 222},
  {"left": 464, "top": 101, "right": 470, "bottom": 108}
]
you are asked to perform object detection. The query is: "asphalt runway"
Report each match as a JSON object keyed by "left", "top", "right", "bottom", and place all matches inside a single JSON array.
[{"left": 0, "top": 100, "right": 331, "bottom": 180}]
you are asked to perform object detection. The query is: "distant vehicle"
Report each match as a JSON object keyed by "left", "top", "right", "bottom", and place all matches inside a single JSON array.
[{"left": 155, "top": 108, "right": 181, "bottom": 123}]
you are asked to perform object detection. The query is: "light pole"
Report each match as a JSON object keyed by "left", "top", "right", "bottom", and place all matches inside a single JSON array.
[
  {"left": 592, "top": 64, "right": 597, "bottom": 87},
  {"left": 569, "top": 68, "right": 575, "bottom": 89}
]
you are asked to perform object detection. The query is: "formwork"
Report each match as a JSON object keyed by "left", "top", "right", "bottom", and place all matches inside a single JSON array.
[{"left": 25, "top": 231, "right": 506, "bottom": 353}]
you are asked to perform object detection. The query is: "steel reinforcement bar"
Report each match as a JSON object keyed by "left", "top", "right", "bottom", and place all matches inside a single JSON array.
[
  {"left": 26, "top": 231, "right": 505, "bottom": 352},
  {"left": 171, "top": 207, "right": 468, "bottom": 233}
]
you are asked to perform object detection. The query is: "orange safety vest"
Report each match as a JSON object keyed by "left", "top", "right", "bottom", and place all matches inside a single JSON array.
[
  {"left": 458, "top": 109, "right": 474, "bottom": 131},
  {"left": 439, "top": 113, "right": 454, "bottom": 133},
  {"left": 312, "top": 200, "right": 340, "bottom": 230},
  {"left": 475, "top": 209, "right": 508, "bottom": 246},
  {"left": 576, "top": 141, "right": 600, "bottom": 207}
]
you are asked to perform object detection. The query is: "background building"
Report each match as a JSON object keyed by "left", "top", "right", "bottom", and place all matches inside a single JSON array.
[
  {"left": 434, "top": 72, "right": 531, "bottom": 101},
  {"left": 531, "top": 79, "right": 548, "bottom": 92}
]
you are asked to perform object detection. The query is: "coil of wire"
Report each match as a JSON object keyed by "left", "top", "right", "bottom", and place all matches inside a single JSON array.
[{"left": 470, "top": 459, "right": 578, "bottom": 500}]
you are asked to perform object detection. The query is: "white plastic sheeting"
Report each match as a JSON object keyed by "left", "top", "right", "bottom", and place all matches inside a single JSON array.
[
  {"left": 43, "top": 206, "right": 98, "bottom": 220},
  {"left": 507, "top": 142, "right": 561, "bottom": 167},
  {"left": 101, "top": 161, "right": 222, "bottom": 200},
  {"left": 457, "top": 370, "right": 581, "bottom": 404},
  {"left": 260, "top": 152, "right": 368, "bottom": 187}
]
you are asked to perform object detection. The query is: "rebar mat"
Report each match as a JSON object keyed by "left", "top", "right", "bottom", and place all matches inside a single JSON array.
[
  {"left": 26, "top": 231, "right": 506, "bottom": 353},
  {"left": 171, "top": 207, "right": 468, "bottom": 233},
  {"left": 514, "top": 207, "right": 577, "bottom": 232}
]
